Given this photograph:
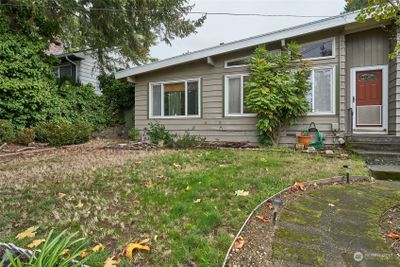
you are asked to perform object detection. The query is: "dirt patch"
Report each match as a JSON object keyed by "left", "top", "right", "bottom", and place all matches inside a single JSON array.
[
  {"left": 0, "top": 139, "right": 172, "bottom": 189},
  {"left": 380, "top": 205, "right": 400, "bottom": 257}
]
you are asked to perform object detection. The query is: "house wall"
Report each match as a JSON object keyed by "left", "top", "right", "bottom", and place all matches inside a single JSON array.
[
  {"left": 76, "top": 52, "right": 101, "bottom": 94},
  {"left": 345, "top": 28, "right": 391, "bottom": 132},
  {"left": 389, "top": 28, "right": 400, "bottom": 135},
  {"left": 134, "top": 30, "right": 345, "bottom": 144}
]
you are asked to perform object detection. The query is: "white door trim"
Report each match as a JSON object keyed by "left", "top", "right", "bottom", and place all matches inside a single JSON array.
[{"left": 350, "top": 65, "right": 388, "bottom": 134}]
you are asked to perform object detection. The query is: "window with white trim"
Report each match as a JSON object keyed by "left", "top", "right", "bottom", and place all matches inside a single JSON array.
[
  {"left": 149, "top": 79, "right": 200, "bottom": 118},
  {"left": 53, "top": 63, "right": 77, "bottom": 82},
  {"left": 307, "top": 67, "right": 335, "bottom": 114},
  {"left": 225, "top": 57, "right": 248, "bottom": 68},
  {"left": 224, "top": 74, "right": 253, "bottom": 116},
  {"left": 301, "top": 38, "right": 334, "bottom": 59}
]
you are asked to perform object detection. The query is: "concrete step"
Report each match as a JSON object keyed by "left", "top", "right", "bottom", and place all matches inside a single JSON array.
[
  {"left": 349, "top": 142, "right": 400, "bottom": 152},
  {"left": 352, "top": 149, "right": 400, "bottom": 162},
  {"left": 369, "top": 165, "right": 400, "bottom": 181}
]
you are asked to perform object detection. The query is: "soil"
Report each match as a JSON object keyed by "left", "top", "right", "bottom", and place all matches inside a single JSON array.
[{"left": 380, "top": 205, "right": 400, "bottom": 257}]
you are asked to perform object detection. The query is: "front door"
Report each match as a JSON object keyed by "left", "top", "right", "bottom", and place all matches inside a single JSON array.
[{"left": 355, "top": 70, "right": 383, "bottom": 128}]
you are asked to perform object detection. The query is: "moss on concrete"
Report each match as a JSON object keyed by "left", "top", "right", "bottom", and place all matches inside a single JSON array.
[
  {"left": 272, "top": 242, "right": 325, "bottom": 267},
  {"left": 275, "top": 227, "right": 320, "bottom": 243}
]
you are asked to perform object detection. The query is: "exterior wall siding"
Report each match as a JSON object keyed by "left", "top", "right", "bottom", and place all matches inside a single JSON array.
[
  {"left": 134, "top": 31, "right": 345, "bottom": 145},
  {"left": 76, "top": 53, "right": 101, "bottom": 93},
  {"left": 394, "top": 29, "right": 400, "bottom": 135}
]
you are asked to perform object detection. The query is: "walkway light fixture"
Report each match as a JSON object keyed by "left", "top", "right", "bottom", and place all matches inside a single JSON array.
[
  {"left": 272, "top": 198, "right": 282, "bottom": 225},
  {"left": 343, "top": 164, "right": 351, "bottom": 184}
]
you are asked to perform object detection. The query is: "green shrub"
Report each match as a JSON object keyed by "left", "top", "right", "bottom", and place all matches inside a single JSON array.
[
  {"left": 35, "top": 119, "right": 92, "bottom": 147},
  {"left": 4, "top": 230, "right": 90, "bottom": 267},
  {"left": 144, "top": 122, "right": 174, "bottom": 147},
  {"left": 128, "top": 128, "right": 140, "bottom": 141},
  {"left": 175, "top": 132, "right": 205, "bottom": 149},
  {"left": 0, "top": 120, "right": 16, "bottom": 143},
  {"left": 15, "top": 128, "right": 36, "bottom": 145}
]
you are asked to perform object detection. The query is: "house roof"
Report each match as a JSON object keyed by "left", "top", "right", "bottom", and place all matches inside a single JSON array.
[{"left": 115, "top": 11, "right": 360, "bottom": 79}]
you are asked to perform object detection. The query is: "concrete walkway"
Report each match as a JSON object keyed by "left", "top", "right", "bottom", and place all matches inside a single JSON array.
[{"left": 272, "top": 181, "right": 400, "bottom": 267}]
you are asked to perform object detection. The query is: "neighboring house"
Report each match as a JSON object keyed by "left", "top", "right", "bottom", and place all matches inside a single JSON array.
[
  {"left": 48, "top": 43, "right": 101, "bottom": 93},
  {"left": 115, "top": 11, "right": 400, "bottom": 145}
]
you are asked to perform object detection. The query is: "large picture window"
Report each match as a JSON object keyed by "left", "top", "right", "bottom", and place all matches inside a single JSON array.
[
  {"left": 301, "top": 38, "right": 334, "bottom": 60},
  {"left": 149, "top": 79, "right": 200, "bottom": 118},
  {"left": 224, "top": 74, "right": 254, "bottom": 116},
  {"left": 307, "top": 67, "right": 335, "bottom": 114}
]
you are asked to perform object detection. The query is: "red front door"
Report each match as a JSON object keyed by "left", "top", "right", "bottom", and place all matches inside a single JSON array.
[{"left": 355, "top": 70, "right": 383, "bottom": 127}]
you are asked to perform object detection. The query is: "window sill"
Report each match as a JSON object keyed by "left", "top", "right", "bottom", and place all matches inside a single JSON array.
[
  {"left": 149, "top": 115, "right": 201, "bottom": 120},
  {"left": 224, "top": 113, "right": 257, "bottom": 118},
  {"left": 306, "top": 112, "right": 336, "bottom": 116}
]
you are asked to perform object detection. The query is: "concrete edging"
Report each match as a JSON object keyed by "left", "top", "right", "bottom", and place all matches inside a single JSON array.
[{"left": 221, "top": 175, "right": 369, "bottom": 267}]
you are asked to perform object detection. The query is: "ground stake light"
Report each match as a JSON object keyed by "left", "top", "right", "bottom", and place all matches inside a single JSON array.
[
  {"left": 343, "top": 164, "right": 351, "bottom": 184},
  {"left": 272, "top": 198, "right": 282, "bottom": 225}
]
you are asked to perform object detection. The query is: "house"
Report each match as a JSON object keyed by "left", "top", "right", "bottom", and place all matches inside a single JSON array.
[
  {"left": 48, "top": 43, "right": 101, "bottom": 93},
  {"left": 115, "top": 11, "right": 400, "bottom": 145}
]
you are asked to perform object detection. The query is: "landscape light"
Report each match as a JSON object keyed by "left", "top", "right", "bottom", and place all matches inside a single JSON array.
[
  {"left": 343, "top": 164, "right": 351, "bottom": 184},
  {"left": 272, "top": 198, "right": 282, "bottom": 225}
]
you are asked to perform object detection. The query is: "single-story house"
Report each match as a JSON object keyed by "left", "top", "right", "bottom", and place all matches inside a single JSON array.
[
  {"left": 115, "top": 11, "right": 400, "bottom": 145},
  {"left": 48, "top": 43, "right": 101, "bottom": 93}
]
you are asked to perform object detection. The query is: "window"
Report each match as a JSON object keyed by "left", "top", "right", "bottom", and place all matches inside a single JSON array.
[
  {"left": 149, "top": 79, "right": 200, "bottom": 118},
  {"left": 53, "top": 63, "right": 77, "bottom": 81},
  {"left": 307, "top": 67, "right": 335, "bottom": 114},
  {"left": 301, "top": 38, "right": 334, "bottom": 59},
  {"left": 225, "top": 57, "right": 248, "bottom": 68},
  {"left": 224, "top": 74, "right": 253, "bottom": 116}
]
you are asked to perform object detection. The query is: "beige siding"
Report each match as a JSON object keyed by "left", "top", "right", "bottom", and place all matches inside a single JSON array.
[
  {"left": 134, "top": 30, "right": 347, "bottom": 144},
  {"left": 76, "top": 52, "right": 101, "bottom": 93},
  {"left": 389, "top": 29, "right": 400, "bottom": 135}
]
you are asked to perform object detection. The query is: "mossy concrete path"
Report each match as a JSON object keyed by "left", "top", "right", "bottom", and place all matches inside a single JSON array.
[{"left": 272, "top": 181, "right": 400, "bottom": 267}]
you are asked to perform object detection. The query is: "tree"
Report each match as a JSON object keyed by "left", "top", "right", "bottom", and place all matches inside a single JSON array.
[
  {"left": 245, "top": 44, "right": 310, "bottom": 146},
  {"left": 344, "top": 0, "right": 369, "bottom": 12},
  {"left": 0, "top": 0, "right": 205, "bottom": 70},
  {"left": 354, "top": 0, "right": 399, "bottom": 58}
]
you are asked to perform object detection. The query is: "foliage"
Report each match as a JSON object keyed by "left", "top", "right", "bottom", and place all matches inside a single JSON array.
[
  {"left": 15, "top": 128, "right": 36, "bottom": 145},
  {"left": 99, "top": 74, "right": 134, "bottom": 125},
  {"left": 144, "top": 122, "right": 175, "bottom": 147},
  {"left": 6, "top": 230, "right": 90, "bottom": 267},
  {"left": 35, "top": 119, "right": 92, "bottom": 147},
  {"left": 0, "top": 119, "right": 16, "bottom": 143},
  {"left": 128, "top": 128, "right": 140, "bottom": 141},
  {"left": 56, "top": 81, "right": 110, "bottom": 131},
  {"left": 0, "top": 21, "right": 60, "bottom": 127},
  {"left": 0, "top": 0, "right": 205, "bottom": 70},
  {"left": 343, "top": 0, "right": 368, "bottom": 12},
  {"left": 174, "top": 132, "right": 205, "bottom": 149},
  {"left": 245, "top": 44, "right": 310, "bottom": 145},
  {"left": 354, "top": 0, "right": 400, "bottom": 59}
]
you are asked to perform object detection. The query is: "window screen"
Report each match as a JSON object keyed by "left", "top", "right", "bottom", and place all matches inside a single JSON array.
[
  {"left": 151, "top": 84, "right": 162, "bottom": 116},
  {"left": 228, "top": 77, "right": 241, "bottom": 114}
]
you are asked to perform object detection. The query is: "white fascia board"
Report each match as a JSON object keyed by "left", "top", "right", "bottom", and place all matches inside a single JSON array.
[{"left": 115, "top": 11, "right": 359, "bottom": 79}]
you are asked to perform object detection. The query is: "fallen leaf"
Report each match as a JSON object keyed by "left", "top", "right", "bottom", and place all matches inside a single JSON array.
[
  {"left": 67, "top": 196, "right": 75, "bottom": 201},
  {"left": 92, "top": 243, "right": 105, "bottom": 252},
  {"left": 124, "top": 239, "right": 150, "bottom": 260},
  {"left": 104, "top": 257, "right": 120, "bottom": 267},
  {"left": 60, "top": 249, "right": 70, "bottom": 256},
  {"left": 173, "top": 163, "right": 181, "bottom": 169},
  {"left": 133, "top": 199, "right": 140, "bottom": 205},
  {"left": 234, "top": 190, "right": 249, "bottom": 197},
  {"left": 27, "top": 239, "right": 45, "bottom": 248},
  {"left": 135, "top": 161, "right": 143, "bottom": 165},
  {"left": 266, "top": 202, "right": 274, "bottom": 210},
  {"left": 75, "top": 202, "right": 84, "bottom": 209},
  {"left": 186, "top": 186, "right": 191, "bottom": 191},
  {"left": 16, "top": 226, "right": 39, "bottom": 240},
  {"left": 328, "top": 203, "right": 335, "bottom": 207},
  {"left": 143, "top": 181, "right": 153, "bottom": 188},
  {"left": 386, "top": 230, "right": 400, "bottom": 240},
  {"left": 57, "top": 193, "right": 66, "bottom": 199},
  {"left": 232, "top": 236, "right": 245, "bottom": 250},
  {"left": 292, "top": 182, "right": 305, "bottom": 191},
  {"left": 80, "top": 250, "right": 89, "bottom": 258},
  {"left": 193, "top": 199, "right": 201, "bottom": 203},
  {"left": 156, "top": 174, "right": 165, "bottom": 179},
  {"left": 256, "top": 214, "right": 269, "bottom": 223}
]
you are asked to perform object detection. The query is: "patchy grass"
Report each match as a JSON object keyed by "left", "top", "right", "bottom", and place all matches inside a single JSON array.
[{"left": 0, "top": 146, "right": 367, "bottom": 266}]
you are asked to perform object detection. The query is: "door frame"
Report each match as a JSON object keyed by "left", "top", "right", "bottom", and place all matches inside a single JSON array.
[{"left": 350, "top": 65, "right": 388, "bottom": 134}]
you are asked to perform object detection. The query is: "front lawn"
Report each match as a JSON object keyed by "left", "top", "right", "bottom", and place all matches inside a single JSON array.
[{"left": 0, "top": 147, "right": 367, "bottom": 266}]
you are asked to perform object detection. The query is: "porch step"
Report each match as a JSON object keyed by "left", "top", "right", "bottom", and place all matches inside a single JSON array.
[
  {"left": 369, "top": 165, "right": 400, "bottom": 181},
  {"left": 346, "top": 135, "right": 400, "bottom": 152},
  {"left": 352, "top": 149, "right": 400, "bottom": 163}
]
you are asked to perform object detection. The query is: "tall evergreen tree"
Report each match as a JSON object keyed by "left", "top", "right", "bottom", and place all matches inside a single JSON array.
[
  {"left": 0, "top": 0, "right": 205, "bottom": 70},
  {"left": 344, "top": 0, "right": 369, "bottom": 12}
]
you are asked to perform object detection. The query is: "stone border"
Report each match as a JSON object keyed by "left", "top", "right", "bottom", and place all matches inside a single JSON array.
[{"left": 221, "top": 175, "right": 369, "bottom": 267}]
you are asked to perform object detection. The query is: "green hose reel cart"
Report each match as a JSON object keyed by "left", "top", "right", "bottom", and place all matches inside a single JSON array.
[{"left": 304, "top": 122, "right": 325, "bottom": 149}]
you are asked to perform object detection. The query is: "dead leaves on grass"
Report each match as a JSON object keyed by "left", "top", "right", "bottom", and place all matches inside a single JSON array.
[
  {"left": 16, "top": 226, "right": 38, "bottom": 240},
  {"left": 386, "top": 230, "right": 400, "bottom": 240},
  {"left": 256, "top": 214, "right": 270, "bottom": 223},
  {"left": 234, "top": 190, "right": 249, "bottom": 197},
  {"left": 104, "top": 257, "right": 121, "bottom": 267},
  {"left": 292, "top": 181, "right": 306, "bottom": 191},
  {"left": 124, "top": 239, "right": 150, "bottom": 260},
  {"left": 27, "top": 238, "right": 45, "bottom": 248},
  {"left": 232, "top": 236, "right": 245, "bottom": 250},
  {"left": 92, "top": 243, "right": 105, "bottom": 252}
]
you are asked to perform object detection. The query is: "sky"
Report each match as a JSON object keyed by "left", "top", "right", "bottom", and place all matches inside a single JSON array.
[{"left": 150, "top": 0, "right": 347, "bottom": 60}]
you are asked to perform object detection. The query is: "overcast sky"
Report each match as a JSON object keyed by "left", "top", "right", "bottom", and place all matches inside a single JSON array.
[{"left": 150, "top": 0, "right": 346, "bottom": 60}]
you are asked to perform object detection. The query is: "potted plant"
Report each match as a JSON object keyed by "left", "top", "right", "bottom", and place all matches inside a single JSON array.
[{"left": 297, "top": 131, "right": 313, "bottom": 148}]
